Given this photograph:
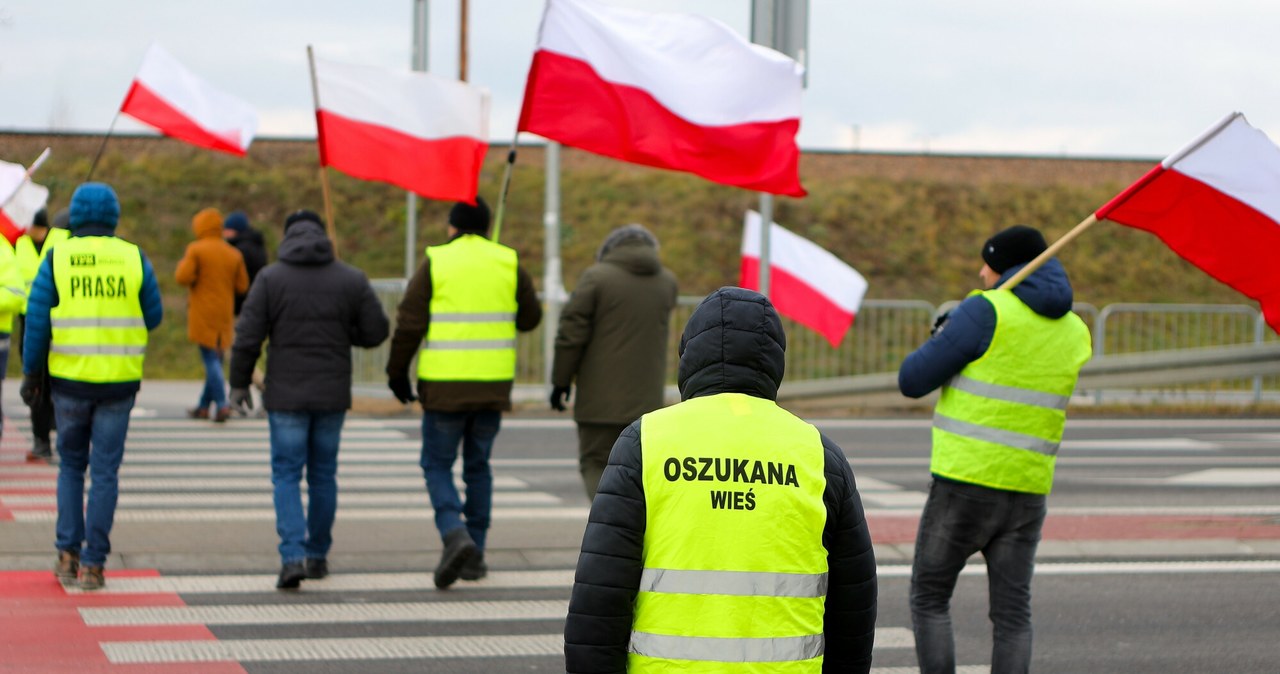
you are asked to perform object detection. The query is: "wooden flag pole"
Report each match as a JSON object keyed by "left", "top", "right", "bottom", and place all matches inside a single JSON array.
[
  {"left": 997, "top": 213, "right": 1099, "bottom": 291},
  {"left": 1, "top": 148, "right": 52, "bottom": 210},
  {"left": 86, "top": 111, "right": 121, "bottom": 182},
  {"left": 305, "top": 45, "right": 340, "bottom": 258}
]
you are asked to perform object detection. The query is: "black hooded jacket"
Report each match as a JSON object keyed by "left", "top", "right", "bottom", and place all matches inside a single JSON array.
[
  {"left": 227, "top": 225, "right": 268, "bottom": 315},
  {"left": 563, "top": 287, "right": 878, "bottom": 673},
  {"left": 228, "top": 220, "right": 389, "bottom": 411}
]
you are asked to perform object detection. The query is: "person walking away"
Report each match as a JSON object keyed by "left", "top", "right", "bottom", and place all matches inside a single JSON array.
[
  {"left": 0, "top": 235, "right": 27, "bottom": 448},
  {"left": 20, "top": 182, "right": 164, "bottom": 591},
  {"left": 227, "top": 210, "right": 389, "bottom": 590},
  {"left": 16, "top": 207, "right": 70, "bottom": 461},
  {"left": 564, "top": 287, "right": 878, "bottom": 673},
  {"left": 175, "top": 207, "right": 248, "bottom": 422},
  {"left": 898, "top": 225, "right": 1091, "bottom": 674},
  {"left": 385, "top": 197, "right": 542, "bottom": 589},
  {"left": 549, "top": 223, "right": 677, "bottom": 499},
  {"left": 222, "top": 210, "right": 267, "bottom": 315}
]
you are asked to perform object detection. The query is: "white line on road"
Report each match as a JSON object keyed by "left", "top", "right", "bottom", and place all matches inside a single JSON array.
[
  {"left": 2, "top": 490, "right": 560, "bottom": 507},
  {"left": 82, "top": 599, "right": 571, "bottom": 626},
  {"left": 12, "top": 506, "right": 591, "bottom": 522},
  {"left": 1165, "top": 468, "right": 1280, "bottom": 487},
  {"left": 0, "top": 476, "right": 527, "bottom": 490},
  {"left": 102, "top": 634, "right": 565, "bottom": 663}
]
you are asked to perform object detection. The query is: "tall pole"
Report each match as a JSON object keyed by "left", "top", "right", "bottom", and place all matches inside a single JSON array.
[
  {"left": 406, "top": 0, "right": 429, "bottom": 279},
  {"left": 758, "top": 194, "right": 774, "bottom": 296},
  {"left": 306, "top": 45, "right": 340, "bottom": 259},
  {"left": 458, "top": 0, "right": 469, "bottom": 82},
  {"left": 543, "top": 142, "right": 564, "bottom": 387}
]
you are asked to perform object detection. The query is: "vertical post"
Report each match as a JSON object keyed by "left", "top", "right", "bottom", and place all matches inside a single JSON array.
[
  {"left": 306, "top": 45, "right": 340, "bottom": 258},
  {"left": 757, "top": 193, "right": 774, "bottom": 297},
  {"left": 458, "top": 0, "right": 469, "bottom": 82},
  {"left": 543, "top": 142, "right": 563, "bottom": 386},
  {"left": 406, "top": 0, "right": 429, "bottom": 278}
]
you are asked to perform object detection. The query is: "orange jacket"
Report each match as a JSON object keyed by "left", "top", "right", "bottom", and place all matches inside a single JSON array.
[{"left": 175, "top": 208, "right": 249, "bottom": 350}]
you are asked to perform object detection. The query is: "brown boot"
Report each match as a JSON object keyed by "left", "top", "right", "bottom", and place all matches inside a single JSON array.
[
  {"left": 54, "top": 550, "right": 79, "bottom": 583},
  {"left": 79, "top": 565, "right": 105, "bottom": 591}
]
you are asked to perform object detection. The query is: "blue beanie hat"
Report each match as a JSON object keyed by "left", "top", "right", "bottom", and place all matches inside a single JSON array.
[
  {"left": 224, "top": 210, "right": 249, "bottom": 233},
  {"left": 68, "top": 182, "right": 120, "bottom": 229}
]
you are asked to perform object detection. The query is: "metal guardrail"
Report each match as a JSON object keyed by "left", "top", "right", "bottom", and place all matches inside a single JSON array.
[{"left": 354, "top": 281, "right": 1280, "bottom": 404}]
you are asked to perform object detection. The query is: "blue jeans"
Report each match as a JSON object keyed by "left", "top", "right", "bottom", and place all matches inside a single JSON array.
[
  {"left": 269, "top": 410, "right": 346, "bottom": 564},
  {"left": 52, "top": 392, "right": 135, "bottom": 567},
  {"left": 910, "top": 478, "right": 1046, "bottom": 674},
  {"left": 196, "top": 346, "right": 227, "bottom": 410},
  {"left": 420, "top": 410, "right": 500, "bottom": 551}
]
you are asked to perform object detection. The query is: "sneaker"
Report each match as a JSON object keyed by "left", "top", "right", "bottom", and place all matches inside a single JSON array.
[
  {"left": 54, "top": 550, "right": 79, "bottom": 583},
  {"left": 304, "top": 558, "right": 328, "bottom": 580},
  {"left": 433, "top": 528, "right": 477, "bottom": 589},
  {"left": 79, "top": 565, "right": 105, "bottom": 591},
  {"left": 186, "top": 406, "right": 210, "bottom": 420},
  {"left": 27, "top": 438, "right": 53, "bottom": 463},
  {"left": 276, "top": 561, "right": 306, "bottom": 590},
  {"left": 213, "top": 406, "right": 233, "bottom": 423},
  {"left": 459, "top": 552, "right": 487, "bottom": 581}
]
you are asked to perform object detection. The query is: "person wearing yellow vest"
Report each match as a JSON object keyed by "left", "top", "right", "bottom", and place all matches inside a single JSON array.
[
  {"left": 385, "top": 197, "right": 542, "bottom": 589},
  {"left": 565, "top": 287, "right": 878, "bottom": 673},
  {"left": 20, "top": 183, "right": 164, "bottom": 591},
  {"left": 15, "top": 207, "right": 70, "bottom": 461},
  {"left": 898, "top": 225, "right": 1091, "bottom": 674},
  {"left": 0, "top": 234, "right": 27, "bottom": 450}
]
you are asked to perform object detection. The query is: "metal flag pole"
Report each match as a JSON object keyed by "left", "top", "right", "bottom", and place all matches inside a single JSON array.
[
  {"left": 85, "top": 112, "right": 120, "bottom": 182},
  {"left": 1, "top": 148, "right": 52, "bottom": 210},
  {"left": 405, "top": 0, "right": 430, "bottom": 278},
  {"left": 306, "top": 45, "right": 340, "bottom": 259}
]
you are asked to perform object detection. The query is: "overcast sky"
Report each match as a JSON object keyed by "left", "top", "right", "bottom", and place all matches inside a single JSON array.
[{"left": 2, "top": 0, "right": 1277, "bottom": 158}]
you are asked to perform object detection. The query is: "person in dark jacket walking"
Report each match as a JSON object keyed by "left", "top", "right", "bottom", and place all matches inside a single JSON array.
[
  {"left": 550, "top": 224, "right": 678, "bottom": 499},
  {"left": 222, "top": 210, "right": 268, "bottom": 315},
  {"left": 564, "top": 287, "right": 878, "bottom": 674},
  {"left": 385, "top": 198, "right": 542, "bottom": 589},
  {"left": 228, "top": 210, "right": 390, "bottom": 590},
  {"left": 899, "top": 225, "right": 1090, "bottom": 674}
]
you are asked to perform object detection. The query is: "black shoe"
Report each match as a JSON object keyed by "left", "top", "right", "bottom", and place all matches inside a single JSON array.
[
  {"left": 459, "top": 552, "right": 487, "bottom": 581},
  {"left": 433, "top": 528, "right": 477, "bottom": 589},
  {"left": 27, "top": 438, "right": 52, "bottom": 461},
  {"left": 304, "top": 558, "right": 328, "bottom": 579},
  {"left": 276, "top": 561, "right": 306, "bottom": 590}
]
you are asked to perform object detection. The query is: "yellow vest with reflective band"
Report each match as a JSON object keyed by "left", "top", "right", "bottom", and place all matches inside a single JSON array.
[
  {"left": 16, "top": 228, "right": 70, "bottom": 288},
  {"left": 932, "top": 289, "right": 1091, "bottom": 494},
  {"left": 48, "top": 236, "right": 148, "bottom": 384},
  {"left": 419, "top": 235, "right": 519, "bottom": 382},
  {"left": 0, "top": 240, "right": 25, "bottom": 334},
  {"left": 635, "top": 393, "right": 829, "bottom": 674}
]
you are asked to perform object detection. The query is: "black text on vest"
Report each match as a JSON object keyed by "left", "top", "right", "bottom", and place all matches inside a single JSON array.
[
  {"left": 662, "top": 456, "right": 800, "bottom": 488},
  {"left": 710, "top": 488, "right": 756, "bottom": 510},
  {"left": 70, "top": 275, "right": 128, "bottom": 298}
]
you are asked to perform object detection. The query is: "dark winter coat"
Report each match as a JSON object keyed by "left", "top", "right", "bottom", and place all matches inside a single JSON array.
[
  {"left": 228, "top": 220, "right": 389, "bottom": 412},
  {"left": 563, "top": 287, "right": 878, "bottom": 674},
  {"left": 226, "top": 226, "right": 268, "bottom": 315},
  {"left": 385, "top": 233, "right": 542, "bottom": 412},
  {"left": 552, "top": 238, "right": 678, "bottom": 424},
  {"left": 898, "top": 258, "right": 1076, "bottom": 397}
]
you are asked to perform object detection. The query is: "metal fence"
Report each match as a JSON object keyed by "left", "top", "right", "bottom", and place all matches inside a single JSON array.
[{"left": 355, "top": 280, "right": 1280, "bottom": 402}]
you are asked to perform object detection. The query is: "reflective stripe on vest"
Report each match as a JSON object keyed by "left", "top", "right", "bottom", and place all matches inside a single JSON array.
[
  {"left": 48, "top": 237, "right": 147, "bottom": 384},
  {"left": 419, "top": 235, "right": 519, "bottom": 382},
  {"left": 932, "top": 289, "right": 1091, "bottom": 494},
  {"left": 634, "top": 393, "right": 829, "bottom": 674}
]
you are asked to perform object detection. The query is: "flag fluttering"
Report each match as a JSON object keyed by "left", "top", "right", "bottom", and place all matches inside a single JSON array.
[
  {"left": 1096, "top": 112, "right": 1280, "bottom": 333},
  {"left": 313, "top": 57, "right": 490, "bottom": 204},
  {"left": 518, "top": 0, "right": 806, "bottom": 197},
  {"left": 0, "top": 158, "right": 50, "bottom": 246},
  {"left": 740, "top": 211, "right": 868, "bottom": 347},
  {"left": 120, "top": 43, "right": 258, "bottom": 156}
]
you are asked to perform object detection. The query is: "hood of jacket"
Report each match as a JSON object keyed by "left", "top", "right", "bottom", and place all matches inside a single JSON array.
[
  {"left": 999, "top": 257, "right": 1075, "bottom": 319},
  {"left": 277, "top": 220, "right": 334, "bottom": 266},
  {"left": 229, "top": 226, "right": 265, "bottom": 247},
  {"left": 192, "top": 208, "right": 224, "bottom": 240},
  {"left": 677, "top": 286, "right": 786, "bottom": 402},
  {"left": 600, "top": 239, "right": 661, "bottom": 276}
]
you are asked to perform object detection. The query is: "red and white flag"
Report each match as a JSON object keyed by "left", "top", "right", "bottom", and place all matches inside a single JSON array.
[
  {"left": 1096, "top": 112, "right": 1280, "bottom": 333},
  {"left": 314, "top": 57, "right": 490, "bottom": 204},
  {"left": 0, "top": 157, "right": 50, "bottom": 246},
  {"left": 518, "top": 0, "right": 806, "bottom": 197},
  {"left": 740, "top": 211, "right": 868, "bottom": 347},
  {"left": 120, "top": 43, "right": 258, "bottom": 156}
]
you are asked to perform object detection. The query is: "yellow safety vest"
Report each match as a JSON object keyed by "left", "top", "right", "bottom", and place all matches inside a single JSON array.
[
  {"left": 635, "top": 393, "right": 829, "bottom": 674},
  {"left": 48, "top": 236, "right": 148, "bottom": 383},
  {"left": 16, "top": 228, "right": 70, "bottom": 288},
  {"left": 932, "top": 289, "right": 1091, "bottom": 494},
  {"left": 0, "top": 240, "right": 25, "bottom": 334},
  {"left": 418, "top": 234, "right": 519, "bottom": 382}
]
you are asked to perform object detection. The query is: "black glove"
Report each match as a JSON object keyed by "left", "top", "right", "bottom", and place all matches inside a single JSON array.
[
  {"left": 549, "top": 385, "right": 571, "bottom": 412},
  {"left": 229, "top": 387, "right": 253, "bottom": 411},
  {"left": 389, "top": 375, "right": 418, "bottom": 404},
  {"left": 19, "top": 373, "right": 41, "bottom": 407},
  {"left": 930, "top": 311, "right": 951, "bottom": 336}
]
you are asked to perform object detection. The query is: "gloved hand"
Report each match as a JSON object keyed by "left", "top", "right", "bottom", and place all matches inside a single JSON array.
[
  {"left": 549, "top": 385, "right": 571, "bottom": 412},
  {"left": 19, "top": 373, "right": 41, "bottom": 407},
  {"left": 229, "top": 387, "right": 253, "bottom": 411},
  {"left": 389, "top": 375, "right": 418, "bottom": 404},
  {"left": 930, "top": 311, "right": 951, "bottom": 336}
]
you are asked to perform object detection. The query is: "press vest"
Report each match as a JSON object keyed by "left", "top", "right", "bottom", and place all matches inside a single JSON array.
[
  {"left": 419, "top": 235, "right": 519, "bottom": 382},
  {"left": 48, "top": 236, "right": 148, "bottom": 383},
  {"left": 635, "top": 393, "right": 829, "bottom": 674},
  {"left": 932, "top": 289, "right": 1091, "bottom": 494}
]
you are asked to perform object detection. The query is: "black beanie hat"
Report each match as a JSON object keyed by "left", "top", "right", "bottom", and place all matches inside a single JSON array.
[
  {"left": 982, "top": 225, "right": 1047, "bottom": 274},
  {"left": 449, "top": 197, "right": 490, "bottom": 234},
  {"left": 32, "top": 207, "right": 48, "bottom": 229},
  {"left": 284, "top": 209, "right": 324, "bottom": 232}
]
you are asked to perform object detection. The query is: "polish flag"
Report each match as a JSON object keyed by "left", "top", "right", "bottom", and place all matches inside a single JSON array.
[
  {"left": 120, "top": 43, "right": 258, "bottom": 156},
  {"left": 518, "top": 0, "right": 806, "bottom": 197},
  {"left": 0, "top": 157, "right": 50, "bottom": 246},
  {"left": 1096, "top": 112, "right": 1280, "bottom": 333},
  {"left": 740, "top": 211, "right": 868, "bottom": 347},
  {"left": 313, "top": 57, "right": 490, "bottom": 204}
]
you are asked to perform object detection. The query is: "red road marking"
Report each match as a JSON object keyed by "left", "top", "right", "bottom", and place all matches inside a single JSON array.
[{"left": 866, "top": 513, "right": 1280, "bottom": 545}]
